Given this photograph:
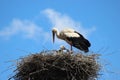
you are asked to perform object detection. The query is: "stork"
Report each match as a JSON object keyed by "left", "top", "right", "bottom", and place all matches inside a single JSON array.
[{"left": 52, "top": 28, "right": 91, "bottom": 52}]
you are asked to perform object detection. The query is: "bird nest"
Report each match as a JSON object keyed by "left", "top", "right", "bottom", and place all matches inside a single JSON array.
[{"left": 10, "top": 50, "right": 100, "bottom": 80}]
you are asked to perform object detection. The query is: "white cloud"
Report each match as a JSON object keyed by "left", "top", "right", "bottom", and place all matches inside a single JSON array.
[
  {"left": 0, "top": 19, "right": 49, "bottom": 42},
  {"left": 43, "top": 8, "right": 96, "bottom": 38},
  {"left": 42, "top": 8, "right": 96, "bottom": 48}
]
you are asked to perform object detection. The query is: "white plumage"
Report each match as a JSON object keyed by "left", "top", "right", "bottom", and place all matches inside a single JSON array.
[{"left": 52, "top": 28, "right": 91, "bottom": 52}]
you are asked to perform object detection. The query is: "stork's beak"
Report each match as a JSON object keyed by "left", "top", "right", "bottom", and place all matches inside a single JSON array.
[{"left": 52, "top": 31, "right": 55, "bottom": 43}]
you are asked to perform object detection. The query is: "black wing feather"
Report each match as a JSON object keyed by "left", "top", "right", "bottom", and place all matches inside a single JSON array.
[
  {"left": 66, "top": 31, "right": 91, "bottom": 52},
  {"left": 74, "top": 31, "right": 91, "bottom": 47}
]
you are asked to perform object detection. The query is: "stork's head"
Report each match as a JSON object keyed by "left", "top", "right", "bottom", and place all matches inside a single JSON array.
[{"left": 52, "top": 28, "right": 57, "bottom": 43}]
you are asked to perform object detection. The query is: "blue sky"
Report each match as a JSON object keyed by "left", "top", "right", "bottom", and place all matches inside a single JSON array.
[{"left": 0, "top": 0, "right": 120, "bottom": 80}]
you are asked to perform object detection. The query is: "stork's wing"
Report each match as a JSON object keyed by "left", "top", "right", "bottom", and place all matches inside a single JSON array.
[
  {"left": 74, "top": 31, "right": 91, "bottom": 47},
  {"left": 66, "top": 31, "right": 91, "bottom": 52}
]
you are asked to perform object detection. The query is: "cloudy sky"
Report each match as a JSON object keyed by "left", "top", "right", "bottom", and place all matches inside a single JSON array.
[{"left": 0, "top": 0, "right": 120, "bottom": 80}]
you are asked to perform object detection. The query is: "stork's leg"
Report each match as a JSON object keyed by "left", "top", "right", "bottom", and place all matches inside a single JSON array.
[
  {"left": 69, "top": 42, "right": 73, "bottom": 54},
  {"left": 71, "top": 45, "right": 72, "bottom": 51},
  {"left": 69, "top": 45, "right": 73, "bottom": 54}
]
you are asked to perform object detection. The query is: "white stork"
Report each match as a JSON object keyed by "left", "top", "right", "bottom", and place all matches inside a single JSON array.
[{"left": 52, "top": 28, "right": 91, "bottom": 52}]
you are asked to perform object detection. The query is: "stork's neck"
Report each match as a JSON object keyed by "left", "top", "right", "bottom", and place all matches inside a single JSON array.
[{"left": 55, "top": 31, "right": 60, "bottom": 38}]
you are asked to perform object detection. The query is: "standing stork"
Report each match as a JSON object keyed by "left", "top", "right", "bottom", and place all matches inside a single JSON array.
[{"left": 52, "top": 28, "right": 91, "bottom": 52}]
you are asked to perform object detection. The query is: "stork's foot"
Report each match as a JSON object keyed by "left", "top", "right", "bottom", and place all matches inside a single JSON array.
[
  {"left": 70, "top": 51, "right": 73, "bottom": 54},
  {"left": 67, "top": 50, "right": 73, "bottom": 54}
]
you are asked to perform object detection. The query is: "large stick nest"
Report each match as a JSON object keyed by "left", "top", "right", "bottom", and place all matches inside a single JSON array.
[{"left": 11, "top": 50, "right": 100, "bottom": 80}]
